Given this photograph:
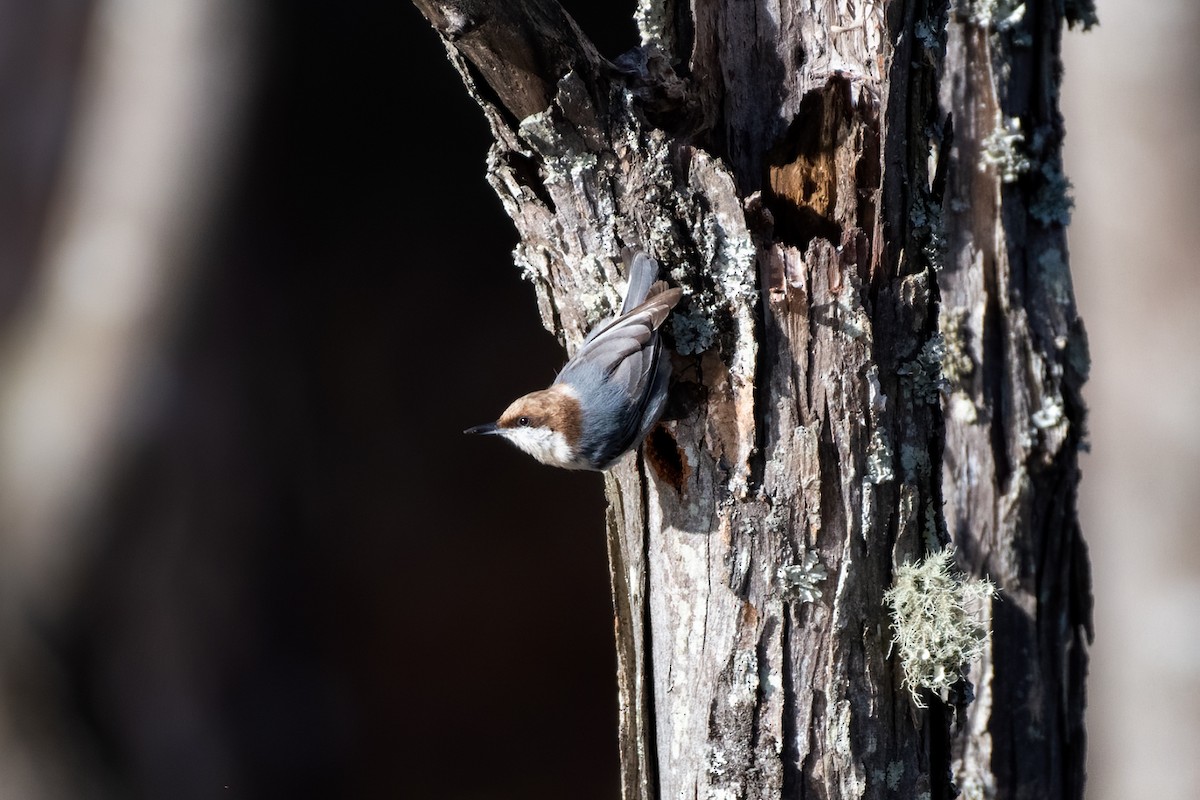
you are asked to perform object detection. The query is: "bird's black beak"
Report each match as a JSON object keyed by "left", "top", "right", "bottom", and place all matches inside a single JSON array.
[{"left": 463, "top": 422, "right": 501, "bottom": 436}]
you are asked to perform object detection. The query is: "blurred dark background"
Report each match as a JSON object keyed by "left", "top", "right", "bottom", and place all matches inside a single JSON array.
[
  {"left": 75, "top": 4, "right": 625, "bottom": 797},
  {"left": 0, "top": 1, "right": 637, "bottom": 798},
  {"left": 0, "top": 1, "right": 1195, "bottom": 799}
]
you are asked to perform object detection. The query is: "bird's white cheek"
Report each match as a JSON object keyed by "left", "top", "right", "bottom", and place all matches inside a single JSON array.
[{"left": 503, "top": 428, "right": 577, "bottom": 468}]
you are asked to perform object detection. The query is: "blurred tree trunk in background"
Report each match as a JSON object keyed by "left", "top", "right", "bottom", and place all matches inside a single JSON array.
[
  {"left": 0, "top": 1, "right": 255, "bottom": 796},
  {"left": 415, "top": 0, "right": 1092, "bottom": 797}
]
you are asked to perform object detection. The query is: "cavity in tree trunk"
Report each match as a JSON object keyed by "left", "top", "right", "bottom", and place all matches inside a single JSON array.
[{"left": 413, "top": 1, "right": 1095, "bottom": 797}]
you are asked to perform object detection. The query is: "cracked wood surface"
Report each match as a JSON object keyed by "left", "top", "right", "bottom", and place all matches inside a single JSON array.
[{"left": 415, "top": 0, "right": 1091, "bottom": 797}]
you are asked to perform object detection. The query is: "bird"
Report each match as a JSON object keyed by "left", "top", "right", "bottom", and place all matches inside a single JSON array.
[{"left": 464, "top": 249, "right": 683, "bottom": 470}]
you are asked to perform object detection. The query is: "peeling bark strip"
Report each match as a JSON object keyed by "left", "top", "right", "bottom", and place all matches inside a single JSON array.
[{"left": 414, "top": 0, "right": 1092, "bottom": 798}]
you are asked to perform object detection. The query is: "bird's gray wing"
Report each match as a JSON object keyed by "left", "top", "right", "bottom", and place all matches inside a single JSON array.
[
  {"left": 635, "top": 347, "right": 672, "bottom": 442},
  {"left": 558, "top": 287, "right": 681, "bottom": 466},
  {"left": 560, "top": 288, "right": 682, "bottom": 393}
]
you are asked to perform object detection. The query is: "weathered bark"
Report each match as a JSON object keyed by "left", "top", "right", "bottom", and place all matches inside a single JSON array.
[
  {"left": 414, "top": 0, "right": 1092, "bottom": 797},
  {"left": 939, "top": 4, "right": 1094, "bottom": 798}
]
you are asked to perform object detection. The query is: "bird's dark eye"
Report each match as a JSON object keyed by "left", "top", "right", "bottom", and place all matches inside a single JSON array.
[{"left": 517, "top": 416, "right": 530, "bottom": 427}]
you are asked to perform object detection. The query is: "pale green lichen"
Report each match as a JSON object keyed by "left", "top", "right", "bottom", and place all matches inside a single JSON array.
[
  {"left": 866, "top": 428, "right": 895, "bottom": 485},
  {"left": 968, "top": 0, "right": 1026, "bottom": 31},
  {"left": 884, "top": 549, "right": 996, "bottom": 706},
  {"left": 634, "top": 0, "right": 672, "bottom": 49},
  {"left": 836, "top": 298, "right": 871, "bottom": 340},
  {"left": 939, "top": 308, "right": 975, "bottom": 386},
  {"left": 900, "top": 443, "right": 931, "bottom": 481},
  {"left": 1030, "top": 160, "right": 1074, "bottom": 226},
  {"left": 1031, "top": 395, "right": 1065, "bottom": 430},
  {"left": 981, "top": 117, "right": 1032, "bottom": 183},
  {"left": 1036, "top": 248, "right": 1072, "bottom": 304},
  {"left": 575, "top": 255, "right": 624, "bottom": 324},
  {"left": 691, "top": 207, "right": 758, "bottom": 309},
  {"left": 637, "top": 133, "right": 756, "bottom": 366},
  {"left": 923, "top": 505, "right": 942, "bottom": 552},
  {"left": 959, "top": 775, "right": 988, "bottom": 800},
  {"left": 909, "top": 194, "right": 946, "bottom": 270},
  {"left": 512, "top": 245, "right": 540, "bottom": 283},
  {"left": 577, "top": 290, "right": 611, "bottom": 322},
  {"left": 914, "top": 20, "right": 942, "bottom": 52},
  {"left": 778, "top": 549, "right": 827, "bottom": 604},
  {"left": 899, "top": 334, "right": 948, "bottom": 405},
  {"left": 671, "top": 309, "right": 717, "bottom": 355},
  {"left": 517, "top": 111, "right": 596, "bottom": 184}
]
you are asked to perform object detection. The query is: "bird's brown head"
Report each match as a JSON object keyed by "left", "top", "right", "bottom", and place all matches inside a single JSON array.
[
  {"left": 466, "top": 385, "right": 585, "bottom": 468},
  {"left": 497, "top": 388, "right": 575, "bottom": 432}
]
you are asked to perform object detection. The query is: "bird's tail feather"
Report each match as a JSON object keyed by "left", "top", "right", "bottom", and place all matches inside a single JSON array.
[{"left": 620, "top": 248, "right": 660, "bottom": 313}]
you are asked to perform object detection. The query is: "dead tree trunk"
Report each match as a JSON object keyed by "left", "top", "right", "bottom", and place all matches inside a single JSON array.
[{"left": 413, "top": 1, "right": 1093, "bottom": 797}]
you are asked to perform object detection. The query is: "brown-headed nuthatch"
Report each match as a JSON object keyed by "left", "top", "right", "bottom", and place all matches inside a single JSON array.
[{"left": 464, "top": 250, "right": 683, "bottom": 470}]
